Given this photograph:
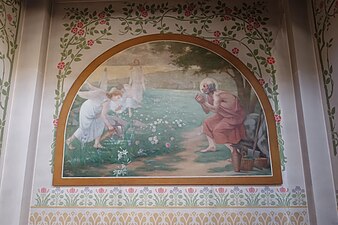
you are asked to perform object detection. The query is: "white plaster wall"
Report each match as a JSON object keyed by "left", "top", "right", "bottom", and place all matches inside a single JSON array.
[{"left": 1, "top": 0, "right": 338, "bottom": 224}]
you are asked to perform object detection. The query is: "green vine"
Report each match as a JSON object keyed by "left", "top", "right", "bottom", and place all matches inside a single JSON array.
[
  {"left": 0, "top": 0, "right": 21, "bottom": 155},
  {"left": 312, "top": 0, "right": 338, "bottom": 155},
  {"left": 52, "top": 0, "right": 286, "bottom": 170}
]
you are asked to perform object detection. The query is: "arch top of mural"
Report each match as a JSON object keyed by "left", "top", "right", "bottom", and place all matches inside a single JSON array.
[{"left": 54, "top": 34, "right": 281, "bottom": 186}]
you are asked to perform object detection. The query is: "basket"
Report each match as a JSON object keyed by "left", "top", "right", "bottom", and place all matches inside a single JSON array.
[
  {"left": 254, "top": 157, "right": 268, "bottom": 169},
  {"left": 240, "top": 157, "right": 254, "bottom": 171}
]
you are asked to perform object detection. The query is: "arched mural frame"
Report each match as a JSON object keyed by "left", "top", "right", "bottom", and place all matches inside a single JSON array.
[{"left": 53, "top": 34, "right": 282, "bottom": 186}]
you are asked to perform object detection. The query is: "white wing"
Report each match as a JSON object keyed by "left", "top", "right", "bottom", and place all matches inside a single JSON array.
[
  {"left": 77, "top": 89, "right": 106, "bottom": 102},
  {"left": 99, "top": 69, "right": 108, "bottom": 92}
]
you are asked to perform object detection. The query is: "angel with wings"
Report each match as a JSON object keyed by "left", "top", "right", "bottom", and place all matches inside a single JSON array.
[{"left": 66, "top": 71, "right": 124, "bottom": 149}]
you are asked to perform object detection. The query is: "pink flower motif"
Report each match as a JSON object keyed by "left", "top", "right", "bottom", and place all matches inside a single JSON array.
[
  {"left": 71, "top": 27, "right": 78, "bottom": 34},
  {"left": 212, "top": 39, "right": 220, "bottom": 45},
  {"left": 184, "top": 10, "right": 191, "bottom": 17},
  {"left": 232, "top": 47, "right": 239, "bottom": 55},
  {"left": 224, "top": 7, "right": 232, "bottom": 14},
  {"left": 141, "top": 11, "right": 148, "bottom": 17},
  {"left": 267, "top": 56, "right": 276, "bottom": 65},
  {"left": 127, "top": 187, "right": 136, "bottom": 194},
  {"left": 258, "top": 78, "right": 265, "bottom": 85},
  {"left": 96, "top": 188, "right": 107, "bottom": 194},
  {"left": 7, "top": 14, "right": 13, "bottom": 22},
  {"left": 98, "top": 12, "right": 106, "bottom": 19},
  {"left": 38, "top": 187, "right": 49, "bottom": 194},
  {"left": 224, "top": 16, "right": 231, "bottom": 21},
  {"left": 247, "top": 17, "right": 255, "bottom": 23},
  {"left": 77, "top": 21, "right": 84, "bottom": 28},
  {"left": 253, "top": 21, "right": 260, "bottom": 28},
  {"left": 214, "top": 31, "right": 221, "bottom": 38},
  {"left": 187, "top": 3, "right": 195, "bottom": 11},
  {"left": 100, "top": 19, "right": 106, "bottom": 25},
  {"left": 87, "top": 39, "right": 94, "bottom": 46},
  {"left": 77, "top": 29, "right": 85, "bottom": 36},
  {"left": 216, "top": 187, "right": 226, "bottom": 194},
  {"left": 278, "top": 187, "right": 288, "bottom": 193},
  {"left": 67, "top": 187, "right": 78, "bottom": 194},
  {"left": 186, "top": 187, "right": 196, "bottom": 194},
  {"left": 165, "top": 143, "right": 171, "bottom": 148},
  {"left": 246, "top": 24, "right": 254, "bottom": 32},
  {"left": 274, "top": 114, "right": 282, "bottom": 123},
  {"left": 247, "top": 187, "right": 257, "bottom": 193},
  {"left": 156, "top": 187, "right": 167, "bottom": 194},
  {"left": 57, "top": 61, "right": 65, "bottom": 70},
  {"left": 53, "top": 119, "right": 58, "bottom": 127},
  {"left": 138, "top": 6, "right": 145, "bottom": 12}
]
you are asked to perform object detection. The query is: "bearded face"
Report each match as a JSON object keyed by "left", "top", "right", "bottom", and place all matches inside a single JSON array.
[{"left": 201, "top": 82, "right": 216, "bottom": 94}]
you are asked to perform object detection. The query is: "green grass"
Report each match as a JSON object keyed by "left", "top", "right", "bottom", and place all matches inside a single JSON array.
[{"left": 63, "top": 88, "right": 209, "bottom": 177}]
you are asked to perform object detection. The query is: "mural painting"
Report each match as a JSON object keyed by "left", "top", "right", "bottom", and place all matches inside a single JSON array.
[{"left": 53, "top": 35, "right": 281, "bottom": 185}]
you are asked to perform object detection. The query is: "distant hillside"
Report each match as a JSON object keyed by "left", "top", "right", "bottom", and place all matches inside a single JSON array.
[{"left": 89, "top": 69, "right": 237, "bottom": 93}]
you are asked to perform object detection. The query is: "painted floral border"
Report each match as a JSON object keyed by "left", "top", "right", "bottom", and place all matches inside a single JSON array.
[
  {"left": 33, "top": 186, "right": 306, "bottom": 208},
  {"left": 0, "top": 0, "right": 22, "bottom": 155},
  {"left": 311, "top": 0, "right": 338, "bottom": 155},
  {"left": 51, "top": 1, "right": 286, "bottom": 171},
  {"left": 29, "top": 209, "right": 309, "bottom": 225}
]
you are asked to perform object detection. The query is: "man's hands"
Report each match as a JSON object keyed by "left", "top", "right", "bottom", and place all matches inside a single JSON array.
[{"left": 195, "top": 93, "right": 206, "bottom": 104}]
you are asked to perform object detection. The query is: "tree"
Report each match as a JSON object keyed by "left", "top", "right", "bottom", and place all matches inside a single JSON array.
[{"left": 150, "top": 42, "right": 257, "bottom": 113}]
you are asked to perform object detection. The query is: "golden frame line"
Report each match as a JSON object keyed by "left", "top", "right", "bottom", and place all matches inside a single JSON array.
[{"left": 53, "top": 34, "right": 282, "bottom": 186}]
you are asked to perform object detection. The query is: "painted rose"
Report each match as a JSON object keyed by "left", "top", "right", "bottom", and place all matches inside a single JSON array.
[
  {"left": 67, "top": 187, "right": 78, "bottom": 194},
  {"left": 77, "top": 21, "right": 84, "bottom": 28},
  {"left": 278, "top": 187, "right": 288, "bottom": 193},
  {"left": 214, "top": 30, "right": 221, "bottom": 38},
  {"left": 184, "top": 10, "right": 191, "bottom": 17},
  {"left": 71, "top": 27, "right": 78, "bottom": 34},
  {"left": 258, "top": 78, "right": 265, "bottom": 85},
  {"left": 247, "top": 17, "right": 255, "bottom": 23},
  {"left": 246, "top": 24, "right": 254, "bottom": 32},
  {"left": 212, "top": 39, "right": 220, "bottom": 45},
  {"left": 7, "top": 14, "right": 13, "bottom": 22},
  {"left": 232, "top": 47, "right": 239, "bottom": 55},
  {"left": 274, "top": 114, "right": 282, "bottom": 123},
  {"left": 77, "top": 29, "right": 85, "bottom": 36},
  {"left": 96, "top": 188, "right": 107, "bottom": 194},
  {"left": 247, "top": 187, "right": 257, "bottom": 193},
  {"left": 98, "top": 12, "right": 106, "bottom": 19},
  {"left": 127, "top": 187, "right": 136, "bottom": 194},
  {"left": 156, "top": 187, "right": 167, "bottom": 194},
  {"left": 53, "top": 119, "right": 58, "bottom": 127},
  {"left": 38, "top": 187, "right": 49, "bottom": 193},
  {"left": 216, "top": 187, "right": 226, "bottom": 194},
  {"left": 267, "top": 56, "right": 276, "bottom": 65},
  {"left": 57, "top": 61, "right": 65, "bottom": 70},
  {"left": 137, "top": 6, "right": 145, "bottom": 12},
  {"left": 165, "top": 142, "right": 171, "bottom": 148},
  {"left": 187, "top": 3, "right": 195, "bottom": 11},
  {"left": 100, "top": 19, "right": 106, "bottom": 25},
  {"left": 253, "top": 21, "right": 260, "bottom": 28},
  {"left": 186, "top": 187, "right": 196, "bottom": 194},
  {"left": 87, "top": 39, "right": 94, "bottom": 46},
  {"left": 224, "top": 15, "right": 231, "bottom": 21},
  {"left": 141, "top": 11, "right": 148, "bottom": 17}
]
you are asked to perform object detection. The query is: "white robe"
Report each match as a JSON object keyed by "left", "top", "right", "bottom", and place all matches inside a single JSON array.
[{"left": 73, "top": 99, "right": 106, "bottom": 143}]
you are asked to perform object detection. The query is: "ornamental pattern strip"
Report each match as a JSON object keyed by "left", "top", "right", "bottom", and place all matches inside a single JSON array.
[
  {"left": 51, "top": 0, "right": 286, "bottom": 170},
  {"left": 33, "top": 186, "right": 306, "bottom": 208},
  {"left": 28, "top": 209, "right": 309, "bottom": 225},
  {"left": 311, "top": 0, "right": 338, "bottom": 155},
  {"left": 0, "top": 0, "right": 21, "bottom": 155}
]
